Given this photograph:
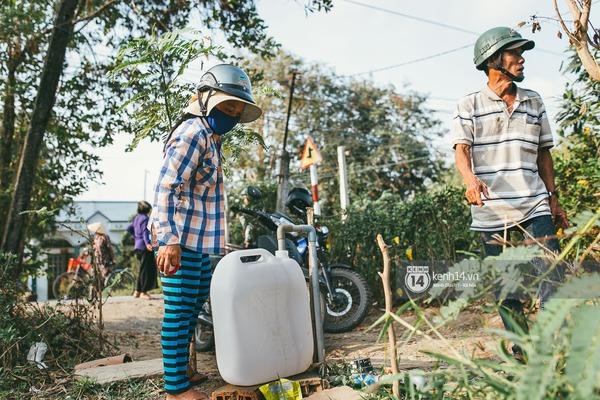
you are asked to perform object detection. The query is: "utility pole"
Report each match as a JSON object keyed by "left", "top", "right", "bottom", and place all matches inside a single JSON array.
[
  {"left": 337, "top": 146, "right": 349, "bottom": 219},
  {"left": 276, "top": 71, "right": 298, "bottom": 213},
  {"left": 143, "top": 169, "right": 148, "bottom": 201}
]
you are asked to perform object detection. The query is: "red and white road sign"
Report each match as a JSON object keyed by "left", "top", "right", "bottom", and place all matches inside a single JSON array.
[{"left": 300, "top": 136, "right": 322, "bottom": 170}]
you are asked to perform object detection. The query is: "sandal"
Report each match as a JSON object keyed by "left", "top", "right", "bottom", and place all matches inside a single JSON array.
[{"left": 188, "top": 371, "right": 208, "bottom": 385}]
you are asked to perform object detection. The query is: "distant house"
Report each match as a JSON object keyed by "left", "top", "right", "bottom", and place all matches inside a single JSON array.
[
  {"left": 35, "top": 201, "right": 137, "bottom": 301},
  {"left": 53, "top": 201, "right": 138, "bottom": 248}
]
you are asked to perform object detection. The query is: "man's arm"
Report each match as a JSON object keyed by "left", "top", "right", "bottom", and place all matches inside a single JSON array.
[
  {"left": 455, "top": 144, "right": 489, "bottom": 206},
  {"left": 537, "top": 147, "right": 569, "bottom": 230}
]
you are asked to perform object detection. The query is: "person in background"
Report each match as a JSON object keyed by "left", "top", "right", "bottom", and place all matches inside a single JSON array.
[
  {"left": 149, "top": 64, "right": 263, "bottom": 400},
  {"left": 126, "top": 200, "right": 158, "bottom": 299},
  {"left": 452, "top": 27, "right": 569, "bottom": 363},
  {"left": 87, "top": 221, "right": 117, "bottom": 280}
]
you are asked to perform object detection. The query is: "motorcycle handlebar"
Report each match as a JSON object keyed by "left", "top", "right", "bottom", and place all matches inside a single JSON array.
[
  {"left": 230, "top": 205, "right": 329, "bottom": 237},
  {"left": 230, "top": 205, "right": 263, "bottom": 218},
  {"left": 230, "top": 205, "right": 277, "bottom": 230}
]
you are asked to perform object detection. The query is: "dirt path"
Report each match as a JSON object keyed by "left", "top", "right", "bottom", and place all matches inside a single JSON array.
[{"left": 101, "top": 295, "right": 502, "bottom": 393}]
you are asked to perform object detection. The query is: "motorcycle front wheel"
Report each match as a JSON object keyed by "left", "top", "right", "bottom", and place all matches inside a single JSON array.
[
  {"left": 322, "top": 267, "right": 372, "bottom": 333},
  {"left": 194, "top": 323, "right": 215, "bottom": 352},
  {"left": 194, "top": 301, "right": 215, "bottom": 351}
]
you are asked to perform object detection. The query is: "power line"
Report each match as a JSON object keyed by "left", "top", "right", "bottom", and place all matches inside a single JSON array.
[
  {"left": 338, "top": 2, "right": 565, "bottom": 77},
  {"left": 349, "top": 44, "right": 472, "bottom": 77},
  {"left": 289, "top": 156, "right": 433, "bottom": 179},
  {"left": 341, "top": 0, "right": 480, "bottom": 35}
]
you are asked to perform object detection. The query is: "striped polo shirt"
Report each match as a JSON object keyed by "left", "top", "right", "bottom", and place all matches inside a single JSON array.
[
  {"left": 149, "top": 117, "right": 225, "bottom": 254},
  {"left": 452, "top": 84, "right": 553, "bottom": 231}
]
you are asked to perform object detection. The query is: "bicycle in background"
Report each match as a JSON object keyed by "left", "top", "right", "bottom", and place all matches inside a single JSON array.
[{"left": 52, "top": 248, "right": 136, "bottom": 300}]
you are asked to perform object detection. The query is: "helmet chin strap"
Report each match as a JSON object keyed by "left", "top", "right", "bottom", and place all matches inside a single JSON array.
[
  {"left": 198, "top": 88, "right": 215, "bottom": 117},
  {"left": 489, "top": 53, "right": 524, "bottom": 82},
  {"left": 489, "top": 64, "right": 524, "bottom": 82}
]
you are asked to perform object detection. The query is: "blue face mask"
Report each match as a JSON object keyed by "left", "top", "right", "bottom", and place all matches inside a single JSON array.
[{"left": 207, "top": 107, "right": 240, "bottom": 135}]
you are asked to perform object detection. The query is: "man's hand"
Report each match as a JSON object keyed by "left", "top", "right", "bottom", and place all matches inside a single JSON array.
[
  {"left": 550, "top": 197, "right": 569, "bottom": 231},
  {"left": 157, "top": 244, "right": 181, "bottom": 275},
  {"left": 465, "top": 176, "right": 490, "bottom": 206},
  {"left": 455, "top": 144, "right": 490, "bottom": 207}
]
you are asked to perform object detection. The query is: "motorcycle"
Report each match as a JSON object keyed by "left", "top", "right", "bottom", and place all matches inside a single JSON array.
[{"left": 194, "top": 186, "right": 372, "bottom": 351}]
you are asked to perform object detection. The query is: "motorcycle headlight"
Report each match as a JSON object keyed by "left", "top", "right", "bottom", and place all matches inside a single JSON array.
[{"left": 325, "top": 236, "right": 332, "bottom": 249}]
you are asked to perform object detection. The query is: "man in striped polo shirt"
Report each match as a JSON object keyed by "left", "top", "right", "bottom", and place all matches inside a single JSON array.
[{"left": 452, "top": 27, "right": 569, "bottom": 362}]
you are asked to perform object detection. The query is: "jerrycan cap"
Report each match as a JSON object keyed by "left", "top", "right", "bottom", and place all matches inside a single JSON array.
[{"left": 275, "top": 250, "right": 289, "bottom": 258}]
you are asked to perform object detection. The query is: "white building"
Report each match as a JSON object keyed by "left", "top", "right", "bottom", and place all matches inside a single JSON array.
[
  {"left": 53, "top": 201, "right": 138, "bottom": 247},
  {"left": 33, "top": 201, "right": 137, "bottom": 301}
]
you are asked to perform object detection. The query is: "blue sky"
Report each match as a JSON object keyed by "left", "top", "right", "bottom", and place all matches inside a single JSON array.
[{"left": 78, "top": 0, "right": 580, "bottom": 201}]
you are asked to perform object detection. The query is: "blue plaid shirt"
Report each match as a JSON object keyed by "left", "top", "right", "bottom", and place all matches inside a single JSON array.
[{"left": 149, "top": 117, "right": 225, "bottom": 255}]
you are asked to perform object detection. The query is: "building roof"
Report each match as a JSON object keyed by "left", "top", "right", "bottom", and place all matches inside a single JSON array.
[
  {"left": 57, "top": 201, "right": 138, "bottom": 223},
  {"left": 53, "top": 201, "right": 138, "bottom": 247}
]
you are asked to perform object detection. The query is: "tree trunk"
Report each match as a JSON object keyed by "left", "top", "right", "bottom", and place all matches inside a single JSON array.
[
  {"left": 555, "top": 0, "right": 600, "bottom": 82},
  {"left": 574, "top": 44, "right": 600, "bottom": 82},
  {"left": 1, "top": 0, "right": 80, "bottom": 255},
  {"left": 0, "top": 65, "right": 17, "bottom": 192},
  {"left": 0, "top": 63, "right": 17, "bottom": 236}
]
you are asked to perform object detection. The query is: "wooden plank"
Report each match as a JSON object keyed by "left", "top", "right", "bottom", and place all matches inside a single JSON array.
[
  {"left": 74, "top": 354, "right": 132, "bottom": 371},
  {"left": 74, "top": 358, "right": 163, "bottom": 384}
]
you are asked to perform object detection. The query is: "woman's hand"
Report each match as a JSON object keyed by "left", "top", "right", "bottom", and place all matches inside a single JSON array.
[{"left": 157, "top": 244, "right": 181, "bottom": 275}]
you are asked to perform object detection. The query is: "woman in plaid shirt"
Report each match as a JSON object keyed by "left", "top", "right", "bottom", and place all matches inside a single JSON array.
[{"left": 149, "top": 64, "right": 262, "bottom": 400}]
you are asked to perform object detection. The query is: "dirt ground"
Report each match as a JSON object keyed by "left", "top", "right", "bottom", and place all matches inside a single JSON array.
[{"left": 101, "top": 294, "right": 504, "bottom": 395}]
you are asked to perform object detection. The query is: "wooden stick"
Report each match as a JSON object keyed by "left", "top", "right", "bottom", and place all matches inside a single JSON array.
[
  {"left": 376, "top": 234, "right": 400, "bottom": 398},
  {"left": 189, "top": 338, "right": 197, "bottom": 372}
]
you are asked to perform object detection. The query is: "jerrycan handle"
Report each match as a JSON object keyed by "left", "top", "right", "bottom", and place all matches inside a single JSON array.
[{"left": 236, "top": 248, "right": 275, "bottom": 264}]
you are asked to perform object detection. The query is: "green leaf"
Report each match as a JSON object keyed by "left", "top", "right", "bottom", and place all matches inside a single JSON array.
[
  {"left": 436, "top": 298, "right": 469, "bottom": 324},
  {"left": 565, "top": 305, "right": 600, "bottom": 398},
  {"left": 517, "top": 274, "right": 600, "bottom": 399}
]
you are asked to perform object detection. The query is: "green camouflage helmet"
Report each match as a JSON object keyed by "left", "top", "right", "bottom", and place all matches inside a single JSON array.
[{"left": 473, "top": 27, "right": 535, "bottom": 70}]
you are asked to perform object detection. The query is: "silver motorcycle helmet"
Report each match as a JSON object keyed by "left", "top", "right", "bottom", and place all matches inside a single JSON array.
[{"left": 189, "top": 64, "right": 263, "bottom": 123}]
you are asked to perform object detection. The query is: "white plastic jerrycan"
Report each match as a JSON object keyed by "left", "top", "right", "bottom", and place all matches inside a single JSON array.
[{"left": 211, "top": 248, "right": 314, "bottom": 386}]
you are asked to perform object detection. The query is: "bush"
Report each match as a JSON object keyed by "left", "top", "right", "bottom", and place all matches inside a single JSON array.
[
  {"left": 0, "top": 252, "right": 117, "bottom": 396},
  {"left": 369, "top": 209, "right": 600, "bottom": 399},
  {"left": 554, "top": 49, "right": 600, "bottom": 255},
  {"left": 326, "top": 186, "right": 478, "bottom": 301}
]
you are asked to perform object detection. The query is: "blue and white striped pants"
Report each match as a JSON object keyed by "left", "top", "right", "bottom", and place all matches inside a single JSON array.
[{"left": 161, "top": 248, "right": 212, "bottom": 395}]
